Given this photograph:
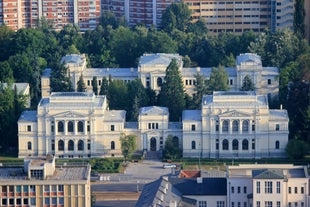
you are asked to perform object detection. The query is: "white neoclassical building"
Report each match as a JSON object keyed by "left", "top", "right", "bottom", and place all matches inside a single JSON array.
[
  {"left": 41, "top": 53, "right": 279, "bottom": 99},
  {"left": 18, "top": 91, "right": 288, "bottom": 159},
  {"left": 182, "top": 91, "right": 289, "bottom": 158}
]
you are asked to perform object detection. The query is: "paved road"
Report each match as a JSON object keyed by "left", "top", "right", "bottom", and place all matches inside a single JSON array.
[
  {"left": 95, "top": 159, "right": 177, "bottom": 183},
  {"left": 91, "top": 183, "right": 145, "bottom": 192}
]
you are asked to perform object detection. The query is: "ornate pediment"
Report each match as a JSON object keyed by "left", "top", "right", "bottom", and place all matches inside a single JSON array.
[
  {"left": 219, "top": 110, "right": 251, "bottom": 117},
  {"left": 53, "top": 111, "right": 87, "bottom": 118}
]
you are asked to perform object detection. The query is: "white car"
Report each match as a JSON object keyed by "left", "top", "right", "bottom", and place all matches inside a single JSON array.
[{"left": 163, "top": 163, "right": 177, "bottom": 169}]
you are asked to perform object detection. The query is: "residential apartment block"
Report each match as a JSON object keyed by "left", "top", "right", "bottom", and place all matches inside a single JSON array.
[
  {"left": 136, "top": 164, "right": 310, "bottom": 207},
  {"left": 101, "top": 0, "right": 178, "bottom": 27},
  {"left": 0, "top": 157, "right": 91, "bottom": 207},
  {"left": 184, "top": 0, "right": 294, "bottom": 35},
  {"left": 0, "top": 0, "right": 100, "bottom": 31}
]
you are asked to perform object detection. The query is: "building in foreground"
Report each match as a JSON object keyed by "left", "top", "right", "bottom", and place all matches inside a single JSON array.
[
  {"left": 41, "top": 53, "right": 279, "bottom": 100},
  {"left": 0, "top": 157, "right": 91, "bottom": 207},
  {"left": 18, "top": 91, "right": 288, "bottom": 159},
  {"left": 136, "top": 164, "right": 310, "bottom": 207}
]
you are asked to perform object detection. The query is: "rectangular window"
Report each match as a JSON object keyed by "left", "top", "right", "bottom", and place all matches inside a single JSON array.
[
  {"left": 111, "top": 125, "right": 115, "bottom": 131},
  {"left": 30, "top": 198, "right": 36, "bottom": 205},
  {"left": 192, "top": 124, "right": 196, "bottom": 131},
  {"left": 52, "top": 197, "right": 57, "bottom": 205},
  {"left": 232, "top": 202, "right": 235, "bottom": 207},
  {"left": 2, "top": 199, "right": 7, "bottom": 205},
  {"left": 268, "top": 79, "right": 271, "bottom": 84},
  {"left": 59, "top": 197, "right": 64, "bottom": 205},
  {"left": 244, "top": 202, "right": 247, "bottom": 207},
  {"left": 156, "top": 123, "right": 158, "bottom": 129},
  {"left": 257, "top": 201, "right": 260, "bottom": 207},
  {"left": 52, "top": 140, "right": 55, "bottom": 151},
  {"left": 276, "top": 201, "right": 280, "bottom": 207},
  {"left": 24, "top": 198, "right": 28, "bottom": 205},
  {"left": 288, "top": 202, "right": 291, "bottom": 207},
  {"left": 288, "top": 187, "right": 291, "bottom": 194},
  {"left": 294, "top": 187, "right": 298, "bottom": 194},
  {"left": 244, "top": 186, "right": 247, "bottom": 194},
  {"left": 45, "top": 198, "right": 50, "bottom": 205},
  {"left": 301, "top": 187, "right": 304, "bottom": 194},
  {"left": 238, "top": 202, "right": 241, "bottom": 207},
  {"left": 27, "top": 125, "right": 31, "bottom": 132},
  {"left": 87, "top": 80, "right": 90, "bottom": 86},
  {"left": 216, "top": 139, "right": 219, "bottom": 150},
  {"left": 252, "top": 139, "right": 255, "bottom": 149},
  {"left": 265, "top": 181, "right": 272, "bottom": 193},
  {"left": 238, "top": 186, "right": 241, "bottom": 193},
  {"left": 252, "top": 124, "right": 255, "bottom": 131},
  {"left": 23, "top": 185, "right": 28, "bottom": 192},
  {"left": 216, "top": 124, "right": 219, "bottom": 131},
  {"left": 198, "top": 201, "right": 207, "bottom": 207},
  {"left": 148, "top": 123, "right": 151, "bottom": 129},
  {"left": 295, "top": 202, "right": 297, "bottom": 207},
  {"left": 217, "top": 201, "right": 225, "bottom": 207},
  {"left": 301, "top": 202, "right": 304, "bottom": 207},
  {"left": 87, "top": 139, "right": 91, "bottom": 150},
  {"left": 276, "top": 181, "right": 280, "bottom": 193},
  {"left": 232, "top": 186, "right": 235, "bottom": 193},
  {"left": 44, "top": 185, "right": 49, "bottom": 192},
  {"left": 152, "top": 123, "right": 155, "bottom": 129},
  {"left": 275, "top": 124, "right": 280, "bottom": 131},
  {"left": 16, "top": 185, "right": 21, "bottom": 192},
  {"left": 16, "top": 198, "right": 21, "bottom": 205},
  {"left": 264, "top": 201, "right": 272, "bottom": 207},
  {"left": 256, "top": 182, "right": 260, "bottom": 194},
  {"left": 58, "top": 185, "right": 64, "bottom": 192},
  {"left": 230, "top": 79, "right": 233, "bottom": 85}
]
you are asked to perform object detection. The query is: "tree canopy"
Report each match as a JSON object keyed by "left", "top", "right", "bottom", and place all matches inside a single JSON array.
[{"left": 120, "top": 134, "right": 137, "bottom": 161}]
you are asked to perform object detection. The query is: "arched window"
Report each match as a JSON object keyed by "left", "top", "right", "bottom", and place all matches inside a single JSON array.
[
  {"left": 242, "top": 139, "right": 249, "bottom": 150},
  {"left": 78, "top": 140, "right": 84, "bottom": 151},
  {"left": 58, "top": 140, "right": 64, "bottom": 151},
  {"left": 233, "top": 139, "right": 239, "bottom": 150},
  {"left": 111, "top": 141, "right": 115, "bottom": 150},
  {"left": 68, "top": 140, "right": 74, "bottom": 151},
  {"left": 223, "top": 139, "right": 229, "bottom": 150},
  {"left": 68, "top": 121, "right": 74, "bottom": 132},
  {"left": 242, "top": 120, "right": 249, "bottom": 132},
  {"left": 58, "top": 121, "right": 64, "bottom": 132},
  {"left": 232, "top": 120, "right": 239, "bottom": 132},
  {"left": 275, "top": 141, "right": 280, "bottom": 149},
  {"left": 222, "top": 120, "right": 229, "bottom": 132},
  {"left": 27, "top": 142, "right": 32, "bottom": 150},
  {"left": 78, "top": 121, "right": 84, "bottom": 132},
  {"left": 191, "top": 141, "right": 196, "bottom": 149},
  {"left": 157, "top": 77, "right": 163, "bottom": 87}
]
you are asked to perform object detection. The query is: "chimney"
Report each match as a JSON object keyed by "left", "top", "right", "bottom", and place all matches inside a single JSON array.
[{"left": 197, "top": 177, "right": 203, "bottom": 184}]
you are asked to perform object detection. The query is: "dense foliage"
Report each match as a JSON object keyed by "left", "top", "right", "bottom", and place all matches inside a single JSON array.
[{"left": 0, "top": 2, "right": 309, "bottom": 157}]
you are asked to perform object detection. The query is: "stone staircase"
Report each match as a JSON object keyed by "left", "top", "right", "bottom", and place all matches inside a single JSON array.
[{"left": 146, "top": 151, "right": 160, "bottom": 160}]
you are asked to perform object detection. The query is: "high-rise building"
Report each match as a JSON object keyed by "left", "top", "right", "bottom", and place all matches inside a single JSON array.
[
  {"left": 101, "top": 0, "right": 178, "bottom": 27},
  {"left": 184, "top": 0, "right": 294, "bottom": 35},
  {"left": 0, "top": 0, "right": 100, "bottom": 31}
]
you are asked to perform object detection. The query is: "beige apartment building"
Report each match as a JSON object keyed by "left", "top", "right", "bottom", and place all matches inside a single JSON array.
[
  {"left": 0, "top": 157, "right": 91, "bottom": 207},
  {"left": 184, "top": 0, "right": 294, "bottom": 35}
]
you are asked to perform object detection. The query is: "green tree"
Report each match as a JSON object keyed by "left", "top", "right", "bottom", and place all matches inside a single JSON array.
[
  {"left": 0, "top": 61, "right": 14, "bottom": 83},
  {"left": 120, "top": 134, "right": 137, "bottom": 161},
  {"left": 294, "top": 0, "right": 305, "bottom": 37},
  {"left": 77, "top": 75, "right": 86, "bottom": 92},
  {"left": 99, "top": 77, "right": 109, "bottom": 95},
  {"left": 146, "top": 31, "right": 177, "bottom": 53},
  {"left": 127, "top": 79, "right": 149, "bottom": 121},
  {"left": 193, "top": 72, "right": 207, "bottom": 109},
  {"left": 158, "top": 58, "right": 185, "bottom": 121},
  {"left": 108, "top": 80, "right": 128, "bottom": 110},
  {"left": 145, "top": 87, "right": 157, "bottom": 106},
  {"left": 240, "top": 75, "right": 255, "bottom": 91},
  {"left": 286, "top": 139, "right": 309, "bottom": 159},
  {"left": 164, "top": 135, "right": 182, "bottom": 160},
  {"left": 161, "top": 2, "right": 191, "bottom": 33},
  {"left": 92, "top": 77, "right": 98, "bottom": 95},
  {"left": 207, "top": 66, "right": 229, "bottom": 93},
  {"left": 50, "top": 63, "right": 73, "bottom": 92},
  {"left": 0, "top": 25, "right": 14, "bottom": 61},
  {"left": 100, "top": 11, "right": 126, "bottom": 29}
]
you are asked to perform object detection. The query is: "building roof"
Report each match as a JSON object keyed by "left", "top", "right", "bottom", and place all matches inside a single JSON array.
[
  {"left": 0, "top": 166, "right": 90, "bottom": 181},
  {"left": 104, "top": 110, "right": 126, "bottom": 122},
  {"left": 140, "top": 106, "right": 169, "bottom": 116},
  {"left": 139, "top": 53, "right": 182, "bottom": 68},
  {"left": 252, "top": 169, "right": 284, "bottom": 179},
  {"left": 236, "top": 53, "right": 262, "bottom": 66},
  {"left": 269, "top": 110, "right": 289, "bottom": 120},
  {"left": 182, "top": 110, "right": 201, "bottom": 121},
  {"left": 18, "top": 111, "right": 37, "bottom": 122},
  {"left": 84, "top": 68, "right": 138, "bottom": 78},
  {"left": 61, "top": 54, "right": 85, "bottom": 66},
  {"left": 169, "top": 177, "right": 227, "bottom": 196}
]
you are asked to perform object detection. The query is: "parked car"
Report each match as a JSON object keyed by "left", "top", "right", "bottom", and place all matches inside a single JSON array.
[{"left": 163, "top": 163, "right": 177, "bottom": 169}]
